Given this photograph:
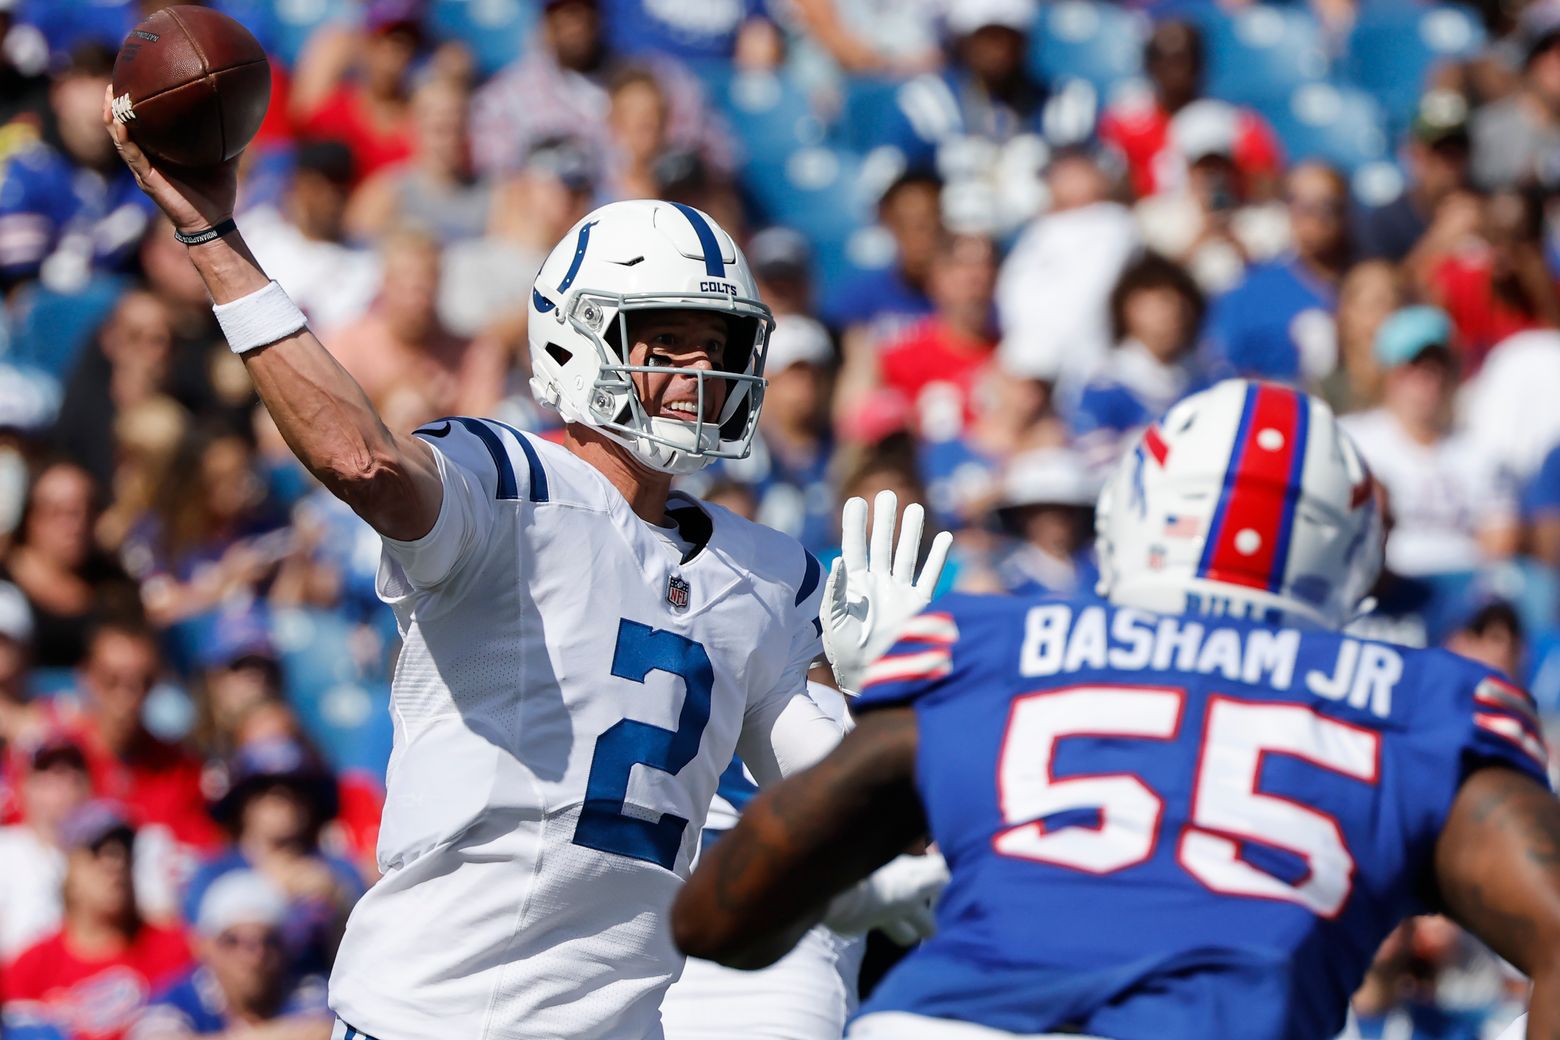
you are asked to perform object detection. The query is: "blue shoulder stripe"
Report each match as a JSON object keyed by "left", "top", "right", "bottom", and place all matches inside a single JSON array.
[
  {"left": 451, "top": 417, "right": 519, "bottom": 500},
  {"left": 795, "top": 550, "right": 822, "bottom": 606},
  {"left": 485, "top": 418, "right": 551, "bottom": 503}
]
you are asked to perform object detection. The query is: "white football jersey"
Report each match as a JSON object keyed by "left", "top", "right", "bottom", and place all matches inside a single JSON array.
[{"left": 327, "top": 417, "right": 840, "bottom": 1040}]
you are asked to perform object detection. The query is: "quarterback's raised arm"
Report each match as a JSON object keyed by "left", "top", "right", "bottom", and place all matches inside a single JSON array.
[
  {"left": 1435, "top": 766, "right": 1560, "bottom": 1040},
  {"left": 103, "top": 89, "right": 441, "bottom": 542}
]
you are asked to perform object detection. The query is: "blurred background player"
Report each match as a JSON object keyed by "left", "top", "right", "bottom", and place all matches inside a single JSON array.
[{"left": 676, "top": 380, "right": 1560, "bottom": 1040}]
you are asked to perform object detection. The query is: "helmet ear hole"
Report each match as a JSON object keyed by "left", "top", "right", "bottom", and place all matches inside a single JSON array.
[{"left": 545, "top": 343, "right": 573, "bottom": 367}]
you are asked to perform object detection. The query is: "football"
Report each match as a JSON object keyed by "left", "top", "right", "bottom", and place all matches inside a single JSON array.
[{"left": 110, "top": 5, "right": 270, "bottom": 169}]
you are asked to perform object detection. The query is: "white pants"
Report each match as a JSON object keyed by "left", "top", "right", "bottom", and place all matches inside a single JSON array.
[
  {"left": 848, "top": 1013, "right": 1109, "bottom": 1040},
  {"left": 661, "top": 925, "right": 864, "bottom": 1040}
]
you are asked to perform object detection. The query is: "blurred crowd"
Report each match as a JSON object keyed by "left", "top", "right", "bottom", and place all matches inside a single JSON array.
[{"left": 2, "top": 0, "right": 1560, "bottom": 1036}]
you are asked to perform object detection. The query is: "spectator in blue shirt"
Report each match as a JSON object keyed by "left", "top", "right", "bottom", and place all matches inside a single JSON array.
[
  {"left": 0, "top": 43, "right": 152, "bottom": 289},
  {"left": 1070, "top": 253, "right": 1209, "bottom": 476},
  {"left": 134, "top": 870, "right": 331, "bottom": 1040},
  {"left": 599, "top": 0, "right": 773, "bottom": 66},
  {"left": 979, "top": 447, "right": 1099, "bottom": 597},
  {"left": 1206, "top": 162, "right": 1353, "bottom": 385},
  {"left": 1354, "top": 90, "right": 1472, "bottom": 265}
]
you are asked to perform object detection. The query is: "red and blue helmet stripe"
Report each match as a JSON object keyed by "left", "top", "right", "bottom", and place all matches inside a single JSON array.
[{"left": 1195, "top": 383, "right": 1311, "bottom": 593}]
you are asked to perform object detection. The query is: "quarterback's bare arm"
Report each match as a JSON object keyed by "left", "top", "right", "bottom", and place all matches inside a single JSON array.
[
  {"left": 1436, "top": 767, "right": 1560, "bottom": 1040},
  {"left": 103, "top": 91, "right": 441, "bottom": 542},
  {"left": 673, "top": 706, "right": 926, "bottom": 967}
]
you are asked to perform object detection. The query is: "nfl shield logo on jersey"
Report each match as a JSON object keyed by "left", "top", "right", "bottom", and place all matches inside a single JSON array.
[{"left": 666, "top": 575, "right": 691, "bottom": 609}]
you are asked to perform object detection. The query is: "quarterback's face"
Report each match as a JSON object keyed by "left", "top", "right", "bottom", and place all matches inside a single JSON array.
[{"left": 626, "top": 310, "right": 731, "bottom": 424}]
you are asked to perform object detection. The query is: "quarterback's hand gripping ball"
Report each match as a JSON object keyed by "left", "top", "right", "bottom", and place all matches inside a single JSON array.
[{"left": 821, "top": 491, "right": 953, "bottom": 693}]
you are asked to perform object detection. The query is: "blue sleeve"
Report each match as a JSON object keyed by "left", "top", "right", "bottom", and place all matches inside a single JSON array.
[
  {"left": 854, "top": 603, "right": 970, "bottom": 710},
  {"left": 1522, "top": 443, "right": 1560, "bottom": 519},
  {"left": 1458, "top": 670, "right": 1551, "bottom": 788}
]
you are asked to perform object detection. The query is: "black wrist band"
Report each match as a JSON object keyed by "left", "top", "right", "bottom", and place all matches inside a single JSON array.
[{"left": 174, "top": 218, "right": 238, "bottom": 246}]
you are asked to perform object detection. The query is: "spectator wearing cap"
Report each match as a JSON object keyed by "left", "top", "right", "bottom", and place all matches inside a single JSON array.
[
  {"left": 1356, "top": 91, "right": 1474, "bottom": 265},
  {"left": 1342, "top": 306, "right": 1518, "bottom": 578},
  {"left": 1426, "top": 188, "right": 1560, "bottom": 373},
  {"left": 747, "top": 227, "right": 813, "bottom": 317},
  {"left": 1069, "top": 254, "right": 1210, "bottom": 477},
  {"left": 187, "top": 609, "right": 284, "bottom": 763},
  {"left": 1, "top": 801, "right": 192, "bottom": 1040},
  {"left": 1205, "top": 162, "right": 1353, "bottom": 386},
  {"left": 877, "top": 0, "right": 1082, "bottom": 231},
  {"left": 240, "top": 143, "right": 382, "bottom": 333},
  {"left": 694, "top": 315, "right": 838, "bottom": 556},
  {"left": 439, "top": 136, "right": 596, "bottom": 348},
  {"left": 1, "top": 460, "right": 137, "bottom": 670},
  {"left": 0, "top": 733, "right": 91, "bottom": 960},
  {"left": 1099, "top": 20, "right": 1283, "bottom": 203},
  {"left": 291, "top": 0, "right": 430, "bottom": 184},
  {"left": 1134, "top": 99, "right": 1291, "bottom": 294},
  {"left": 996, "top": 150, "right": 1143, "bottom": 395},
  {"left": 344, "top": 77, "right": 492, "bottom": 245},
  {"left": 827, "top": 170, "right": 941, "bottom": 423},
  {"left": 1471, "top": 1, "right": 1560, "bottom": 191},
  {"left": 470, "top": 0, "right": 732, "bottom": 182},
  {"left": 0, "top": 43, "right": 152, "bottom": 289},
  {"left": 130, "top": 872, "right": 330, "bottom": 1040},
  {"left": 973, "top": 447, "right": 1098, "bottom": 597},
  {"left": 183, "top": 740, "right": 362, "bottom": 977}
]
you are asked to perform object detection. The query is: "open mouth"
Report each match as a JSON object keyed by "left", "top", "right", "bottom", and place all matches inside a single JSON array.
[{"left": 660, "top": 401, "right": 707, "bottom": 421}]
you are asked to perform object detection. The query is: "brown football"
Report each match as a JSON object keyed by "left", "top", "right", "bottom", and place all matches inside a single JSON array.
[{"left": 110, "top": 5, "right": 270, "bottom": 169}]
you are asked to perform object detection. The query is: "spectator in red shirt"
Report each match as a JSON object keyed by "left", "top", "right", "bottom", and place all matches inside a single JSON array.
[
  {"left": 293, "top": 0, "right": 426, "bottom": 184},
  {"left": 1429, "top": 188, "right": 1560, "bottom": 372},
  {"left": 51, "top": 623, "right": 217, "bottom": 853},
  {"left": 879, "top": 233, "right": 1000, "bottom": 441},
  {"left": 2, "top": 801, "right": 191, "bottom": 1040},
  {"left": 1099, "top": 20, "right": 1282, "bottom": 202}
]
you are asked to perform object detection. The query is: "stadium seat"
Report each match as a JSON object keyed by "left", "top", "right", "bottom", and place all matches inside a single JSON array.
[
  {"left": 1343, "top": 4, "right": 1486, "bottom": 133},
  {"left": 270, "top": 607, "right": 395, "bottom": 776},
  {"left": 7, "top": 276, "right": 128, "bottom": 382},
  {"left": 1028, "top": 1, "right": 1148, "bottom": 95},
  {"left": 1260, "top": 82, "right": 1390, "bottom": 173},
  {"left": 264, "top": 0, "right": 356, "bottom": 68},
  {"left": 838, "top": 76, "right": 913, "bottom": 154},
  {"left": 714, "top": 69, "right": 830, "bottom": 167},
  {"left": 428, "top": 0, "right": 537, "bottom": 78},
  {"left": 1200, "top": 5, "right": 1329, "bottom": 106}
]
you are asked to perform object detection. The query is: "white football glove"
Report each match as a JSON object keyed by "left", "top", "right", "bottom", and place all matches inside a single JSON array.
[
  {"left": 822, "top": 851, "right": 948, "bottom": 944},
  {"left": 1493, "top": 1014, "right": 1527, "bottom": 1040},
  {"left": 821, "top": 490, "right": 954, "bottom": 693}
]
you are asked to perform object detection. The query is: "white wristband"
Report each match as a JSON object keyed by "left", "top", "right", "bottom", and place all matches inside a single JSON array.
[{"left": 213, "top": 280, "right": 307, "bottom": 354}]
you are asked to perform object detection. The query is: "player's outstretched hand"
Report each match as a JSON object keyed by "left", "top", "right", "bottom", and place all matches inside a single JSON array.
[
  {"left": 821, "top": 490, "right": 953, "bottom": 693},
  {"left": 101, "top": 84, "right": 238, "bottom": 237},
  {"left": 822, "top": 851, "right": 948, "bottom": 944}
]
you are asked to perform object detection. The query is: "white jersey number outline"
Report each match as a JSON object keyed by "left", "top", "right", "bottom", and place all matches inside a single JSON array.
[{"left": 993, "top": 685, "right": 1380, "bottom": 917}]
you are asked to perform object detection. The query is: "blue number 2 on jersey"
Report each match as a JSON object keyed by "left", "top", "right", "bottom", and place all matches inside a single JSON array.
[{"left": 572, "top": 619, "right": 714, "bottom": 870}]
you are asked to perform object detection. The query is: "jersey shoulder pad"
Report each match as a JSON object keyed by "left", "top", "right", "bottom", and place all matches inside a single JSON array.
[
  {"left": 855, "top": 593, "right": 1010, "bottom": 707},
  {"left": 1417, "top": 647, "right": 1550, "bottom": 781},
  {"left": 696, "top": 495, "right": 824, "bottom": 610},
  {"left": 413, "top": 416, "right": 550, "bottom": 505}
]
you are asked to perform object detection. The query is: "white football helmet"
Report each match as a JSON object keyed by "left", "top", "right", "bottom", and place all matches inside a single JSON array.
[
  {"left": 527, "top": 199, "right": 774, "bottom": 475},
  {"left": 1095, "top": 380, "right": 1383, "bottom": 630}
]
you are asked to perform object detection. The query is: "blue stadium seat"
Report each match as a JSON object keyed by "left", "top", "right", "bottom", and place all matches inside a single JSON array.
[
  {"left": 265, "top": 0, "right": 356, "bottom": 68},
  {"left": 1200, "top": 5, "right": 1329, "bottom": 106},
  {"left": 270, "top": 608, "right": 395, "bottom": 776},
  {"left": 838, "top": 76, "right": 912, "bottom": 154},
  {"left": 7, "top": 276, "right": 128, "bottom": 382},
  {"left": 428, "top": 0, "right": 537, "bottom": 78},
  {"left": 1343, "top": 4, "right": 1485, "bottom": 133},
  {"left": 1261, "top": 82, "right": 1390, "bottom": 172},
  {"left": 714, "top": 69, "right": 830, "bottom": 167},
  {"left": 1028, "top": 1, "right": 1147, "bottom": 94}
]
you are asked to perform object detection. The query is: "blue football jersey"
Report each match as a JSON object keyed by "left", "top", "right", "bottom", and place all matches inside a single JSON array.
[{"left": 853, "top": 594, "right": 1550, "bottom": 1040}]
